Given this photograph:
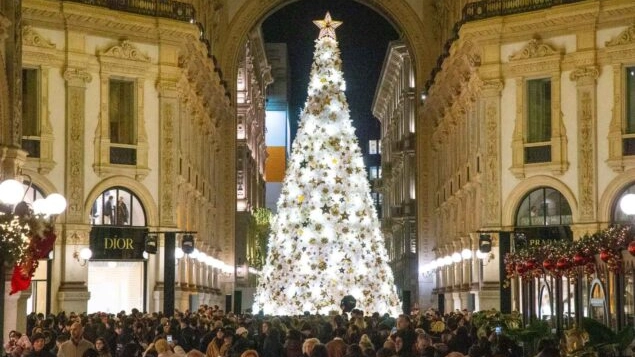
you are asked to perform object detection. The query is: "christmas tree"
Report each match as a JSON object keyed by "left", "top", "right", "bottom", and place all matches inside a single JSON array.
[{"left": 253, "top": 12, "right": 402, "bottom": 316}]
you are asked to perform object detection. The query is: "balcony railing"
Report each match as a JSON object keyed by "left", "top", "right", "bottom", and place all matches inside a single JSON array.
[
  {"left": 462, "top": 0, "right": 583, "bottom": 22},
  {"left": 59, "top": 0, "right": 195, "bottom": 22}
]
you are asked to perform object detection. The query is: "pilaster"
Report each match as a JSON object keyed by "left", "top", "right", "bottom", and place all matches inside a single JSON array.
[
  {"left": 63, "top": 67, "right": 91, "bottom": 222},
  {"left": 571, "top": 66, "right": 599, "bottom": 222},
  {"left": 479, "top": 79, "right": 503, "bottom": 227},
  {"left": 157, "top": 77, "right": 179, "bottom": 227},
  {"left": 56, "top": 225, "right": 91, "bottom": 313}
]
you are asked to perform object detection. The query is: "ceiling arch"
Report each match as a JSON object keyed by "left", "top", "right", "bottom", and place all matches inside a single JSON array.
[{"left": 218, "top": 0, "right": 432, "bottom": 103}]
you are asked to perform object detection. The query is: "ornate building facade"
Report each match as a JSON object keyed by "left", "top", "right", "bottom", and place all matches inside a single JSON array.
[
  {"left": 421, "top": 0, "right": 635, "bottom": 326},
  {"left": 235, "top": 27, "right": 271, "bottom": 312},
  {"left": 8, "top": 0, "right": 633, "bottom": 335},
  {"left": 1, "top": 0, "right": 238, "bottom": 333},
  {"left": 373, "top": 40, "right": 418, "bottom": 312}
]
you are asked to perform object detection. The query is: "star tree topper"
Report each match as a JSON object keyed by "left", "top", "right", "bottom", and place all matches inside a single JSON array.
[{"left": 313, "top": 12, "right": 342, "bottom": 40}]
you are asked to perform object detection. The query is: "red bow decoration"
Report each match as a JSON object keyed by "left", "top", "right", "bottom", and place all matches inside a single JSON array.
[{"left": 10, "top": 229, "right": 56, "bottom": 295}]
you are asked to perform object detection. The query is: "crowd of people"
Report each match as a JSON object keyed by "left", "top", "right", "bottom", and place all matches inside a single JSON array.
[{"left": 3, "top": 306, "right": 559, "bottom": 357}]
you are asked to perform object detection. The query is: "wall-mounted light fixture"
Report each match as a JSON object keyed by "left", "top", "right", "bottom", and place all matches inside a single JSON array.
[
  {"left": 144, "top": 234, "right": 158, "bottom": 254},
  {"left": 73, "top": 247, "right": 92, "bottom": 266},
  {"left": 181, "top": 233, "right": 195, "bottom": 254},
  {"left": 479, "top": 234, "right": 492, "bottom": 253}
]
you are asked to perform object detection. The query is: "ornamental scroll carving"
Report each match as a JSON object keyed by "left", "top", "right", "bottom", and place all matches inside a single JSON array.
[
  {"left": 22, "top": 26, "right": 55, "bottom": 48},
  {"left": 100, "top": 40, "right": 150, "bottom": 62},
  {"left": 509, "top": 38, "right": 559, "bottom": 61},
  {"left": 605, "top": 24, "right": 635, "bottom": 47}
]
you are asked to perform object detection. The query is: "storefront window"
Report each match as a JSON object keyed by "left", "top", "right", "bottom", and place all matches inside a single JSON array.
[
  {"left": 538, "top": 281, "right": 553, "bottom": 321},
  {"left": 90, "top": 187, "right": 146, "bottom": 226},
  {"left": 516, "top": 187, "right": 572, "bottom": 227}
]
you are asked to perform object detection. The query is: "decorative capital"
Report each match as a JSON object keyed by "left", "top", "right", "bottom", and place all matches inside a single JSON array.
[
  {"left": 570, "top": 66, "right": 599, "bottom": 82},
  {"left": 63, "top": 68, "right": 92, "bottom": 85},
  {"left": 480, "top": 79, "right": 503, "bottom": 94},
  {"left": 156, "top": 79, "right": 179, "bottom": 96}
]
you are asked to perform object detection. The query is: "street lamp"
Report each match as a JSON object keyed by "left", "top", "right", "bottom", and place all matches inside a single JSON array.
[
  {"left": 0, "top": 177, "right": 66, "bottom": 347},
  {"left": 620, "top": 193, "right": 635, "bottom": 215}
]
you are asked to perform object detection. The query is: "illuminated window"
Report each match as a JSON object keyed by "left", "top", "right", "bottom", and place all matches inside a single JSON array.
[
  {"left": 525, "top": 78, "right": 551, "bottom": 164},
  {"left": 22, "top": 68, "right": 40, "bottom": 157},
  {"left": 91, "top": 188, "right": 146, "bottom": 227}
]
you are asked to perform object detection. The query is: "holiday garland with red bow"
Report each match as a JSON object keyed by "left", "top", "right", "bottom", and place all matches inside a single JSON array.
[
  {"left": 0, "top": 211, "right": 57, "bottom": 294},
  {"left": 504, "top": 225, "right": 635, "bottom": 286}
]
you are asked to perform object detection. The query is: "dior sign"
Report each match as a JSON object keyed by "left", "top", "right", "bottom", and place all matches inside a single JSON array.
[{"left": 90, "top": 227, "right": 149, "bottom": 260}]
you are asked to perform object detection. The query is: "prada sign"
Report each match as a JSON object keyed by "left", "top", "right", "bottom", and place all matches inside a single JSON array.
[{"left": 90, "top": 227, "right": 149, "bottom": 260}]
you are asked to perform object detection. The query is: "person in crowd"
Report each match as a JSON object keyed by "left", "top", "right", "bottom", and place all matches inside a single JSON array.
[
  {"left": 230, "top": 327, "right": 254, "bottom": 357},
  {"left": 27, "top": 333, "right": 54, "bottom": 357},
  {"left": 154, "top": 339, "right": 174, "bottom": 357},
  {"left": 344, "top": 345, "right": 364, "bottom": 357},
  {"left": 82, "top": 349, "right": 99, "bottom": 357},
  {"left": 394, "top": 315, "right": 416, "bottom": 357},
  {"left": 358, "top": 335, "right": 374, "bottom": 352},
  {"left": 221, "top": 328, "right": 235, "bottom": 357},
  {"left": 309, "top": 344, "right": 329, "bottom": 357},
  {"left": 53, "top": 335, "right": 68, "bottom": 356},
  {"left": 446, "top": 353, "right": 464, "bottom": 357},
  {"left": 5, "top": 330, "right": 28, "bottom": 357},
  {"left": 205, "top": 327, "right": 226, "bottom": 357},
  {"left": 394, "top": 331, "right": 414, "bottom": 357},
  {"left": 58, "top": 322, "right": 94, "bottom": 357},
  {"left": 325, "top": 328, "right": 347, "bottom": 357},
  {"left": 260, "top": 327, "right": 283, "bottom": 357},
  {"left": 283, "top": 329, "right": 303, "bottom": 357},
  {"left": 413, "top": 333, "right": 434, "bottom": 357},
  {"left": 447, "top": 326, "right": 470, "bottom": 355},
  {"left": 94, "top": 337, "right": 112, "bottom": 357},
  {"left": 199, "top": 323, "right": 221, "bottom": 353},
  {"left": 374, "top": 348, "right": 393, "bottom": 357},
  {"left": 178, "top": 318, "right": 198, "bottom": 353},
  {"left": 302, "top": 338, "right": 321, "bottom": 357},
  {"left": 239, "top": 351, "right": 259, "bottom": 357},
  {"left": 40, "top": 319, "right": 58, "bottom": 353}
]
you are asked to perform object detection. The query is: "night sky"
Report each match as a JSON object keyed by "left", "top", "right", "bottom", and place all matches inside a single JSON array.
[{"left": 262, "top": 0, "right": 399, "bottom": 148}]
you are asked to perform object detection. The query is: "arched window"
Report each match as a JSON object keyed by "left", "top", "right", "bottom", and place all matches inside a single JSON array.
[
  {"left": 90, "top": 187, "right": 146, "bottom": 226},
  {"left": 515, "top": 187, "right": 572, "bottom": 227}
]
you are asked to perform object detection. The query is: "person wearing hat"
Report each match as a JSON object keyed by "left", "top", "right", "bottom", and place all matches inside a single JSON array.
[
  {"left": 28, "top": 333, "right": 55, "bottom": 357},
  {"left": 229, "top": 327, "right": 254, "bottom": 357},
  {"left": 205, "top": 327, "right": 226, "bottom": 357}
]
